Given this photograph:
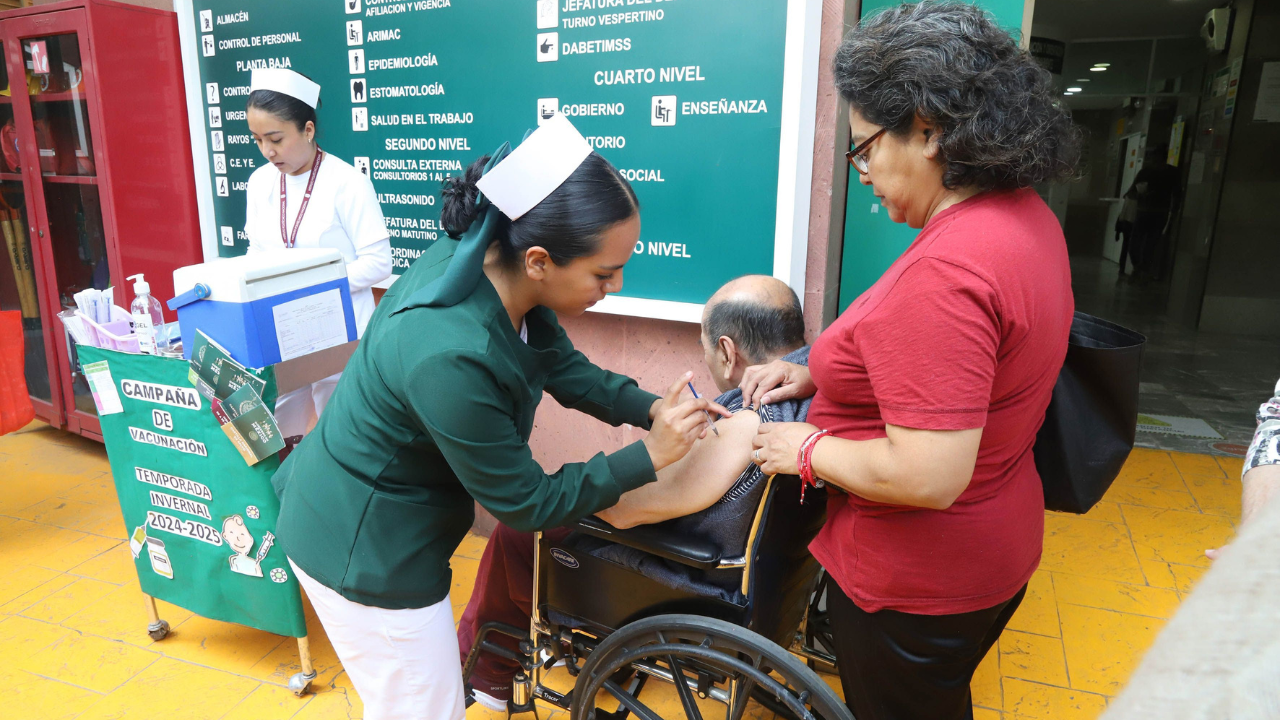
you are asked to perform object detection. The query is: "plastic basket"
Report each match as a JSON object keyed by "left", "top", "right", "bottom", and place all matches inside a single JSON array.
[{"left": 78, "top": 305, "right": 140, "bottom": 353}]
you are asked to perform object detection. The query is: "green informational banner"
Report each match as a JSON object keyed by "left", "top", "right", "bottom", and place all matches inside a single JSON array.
[
  {"left": 176, "top": 0, "right": 822, "bottom": 322},
  {"left": 78, "top": 346, "right": 306, "bottom": 639}
]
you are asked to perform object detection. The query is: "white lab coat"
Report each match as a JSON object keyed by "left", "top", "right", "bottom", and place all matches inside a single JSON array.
[{"left": 244, "top": 152, "right": 392, "bottom": 437}]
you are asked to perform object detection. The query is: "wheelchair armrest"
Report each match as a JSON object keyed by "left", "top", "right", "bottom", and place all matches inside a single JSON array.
[{"left": 574, "top": 516, "right": 723, "bottom": 571}]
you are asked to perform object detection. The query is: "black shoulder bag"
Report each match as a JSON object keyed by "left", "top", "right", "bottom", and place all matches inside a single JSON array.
[{"left": 1033, "top": 312, "right": 1147, "bottom": 514}]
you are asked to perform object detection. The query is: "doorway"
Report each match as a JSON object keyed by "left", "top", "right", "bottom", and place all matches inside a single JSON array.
[{"left": 1031, "top": 0, "right": 1280, "bottom": 454}]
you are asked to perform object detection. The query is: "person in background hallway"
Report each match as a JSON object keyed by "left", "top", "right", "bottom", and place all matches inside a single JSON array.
[
  {"left": 742, "top": 3, "right": 1081, "bottom": 718},
  {"left": 1128, "top": 144, "right": 1180, "bottom": 281}
]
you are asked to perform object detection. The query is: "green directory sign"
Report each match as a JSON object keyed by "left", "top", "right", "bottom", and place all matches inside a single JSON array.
[
  {"left": 176, "top": 0, "right": 822, "bottom": 321},
  {"left": 78, "top": 346, "right": 306, "bottom": 639}
]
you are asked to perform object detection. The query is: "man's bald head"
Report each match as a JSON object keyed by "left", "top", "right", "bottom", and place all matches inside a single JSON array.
[
  {"left": 702, "top": 275, "right": 805, "bottom": 367},
  {"left": 704, "top": 275, "right": 800, "bottom": 314}
]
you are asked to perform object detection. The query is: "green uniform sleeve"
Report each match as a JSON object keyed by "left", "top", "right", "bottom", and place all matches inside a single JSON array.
[
  {"left": 543, "top": 317, "right": 659, "bottom": 431},
  {"left": 406, "top": 349, "right": 656, "bottom": 533}
]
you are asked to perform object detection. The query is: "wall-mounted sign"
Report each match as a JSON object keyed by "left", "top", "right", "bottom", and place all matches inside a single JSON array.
[
  {"left": 1028, "top": 36, "right": 1064, "bottom": 75},
  {"left": 175, "top": 0, "right": 823, "bottom": 322}
]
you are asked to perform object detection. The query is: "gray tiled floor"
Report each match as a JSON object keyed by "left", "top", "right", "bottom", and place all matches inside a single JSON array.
[{"left": 1072, "top": 256, "right": 1279, "bottom": 457}]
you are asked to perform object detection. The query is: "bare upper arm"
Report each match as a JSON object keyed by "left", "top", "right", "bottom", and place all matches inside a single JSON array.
[
  {"left": 597, "top": 410, "right": 762, "bottom": 528},
  {"left": 883, "top": 423, "right": 983, "bottom": 509}
]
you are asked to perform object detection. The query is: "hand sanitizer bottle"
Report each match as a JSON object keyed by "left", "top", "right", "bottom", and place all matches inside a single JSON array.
[{"left": 128, "top": 273, "right": 168, "bottom": 354}]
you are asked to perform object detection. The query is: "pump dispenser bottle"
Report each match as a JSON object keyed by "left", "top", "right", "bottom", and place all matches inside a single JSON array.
[{"left": 128, "top": 273, "right": 168, "bottom": 354}]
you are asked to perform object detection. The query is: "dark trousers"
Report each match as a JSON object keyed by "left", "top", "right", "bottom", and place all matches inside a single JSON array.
[
  {"left": 1131, "top": 211, "right": 1167, "bottom": 278},
  {"left": 1115, "top": 224, "right": 1132, "bottom": 275},
  {"left": 457, "top": 524, "right": 571, "bottom": 699},
  {"left": 827, "top": 578, "right": 1027, "bottom": 720}
]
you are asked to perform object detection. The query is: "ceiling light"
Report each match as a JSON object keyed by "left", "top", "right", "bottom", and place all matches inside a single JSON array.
[
  {"left": 1093, "top": 62, "right": 1110, "bottom": 67},
  {"left": 1063, "top": 91, "right": 1074, "bottom": 95},
  {"left": 1090, "top": 67, "right": 1107, "bottom": 72},
  {"left": 1067, "top": 87, "right": 1083, "bottom": 92},
  {"left": 1076, "top": 78, "right": 1090, "bottom": 82}
]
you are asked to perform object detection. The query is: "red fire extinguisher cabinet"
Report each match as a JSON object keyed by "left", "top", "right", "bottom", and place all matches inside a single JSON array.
[{"left": 0, "top": 0, "right": 202, "bottom": 441}]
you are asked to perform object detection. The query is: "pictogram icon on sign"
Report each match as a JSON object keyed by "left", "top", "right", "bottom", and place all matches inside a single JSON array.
[
  {"left": 537, "top": 98, "right": 558, "bottom": 125},
  {"left": 652, "top": 96, "right": 676, "bottom": 126},
  {"left": 537, "top": 0, "right": 557, "bottom": 29},
  {"left": 346, "top": 0, "right": 362, "bottom": 13},
  {"left": 536, "top": 32, "right": 558, "bottom": 62},
  {"left": 347, "top": 20, "right": 363, "bottom": 46}
]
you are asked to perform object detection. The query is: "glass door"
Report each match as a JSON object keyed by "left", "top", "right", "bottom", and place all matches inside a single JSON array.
[
  {"left": 4, "top": 11, "right": 110, "bottom": 438},
  {"left": 0, "top": 31, "right": 62, "bottom": 428}
]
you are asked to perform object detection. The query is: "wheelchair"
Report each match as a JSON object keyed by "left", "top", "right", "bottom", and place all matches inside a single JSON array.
[{"left": 463, "top": 474, "right": 852, "bottom": 720}]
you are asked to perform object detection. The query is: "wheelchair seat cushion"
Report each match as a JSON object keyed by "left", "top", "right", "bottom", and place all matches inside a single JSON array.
[
  {"left": 570, "top": 531, "right": 746, "bottom": 603},
  {"left": 580, "top": 346, "right": 812, "bottom": 603}
]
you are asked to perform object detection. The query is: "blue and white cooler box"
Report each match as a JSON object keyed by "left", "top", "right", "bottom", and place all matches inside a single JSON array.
[{"left": 171, "top": 249, "right": 356, "bottom": 368}]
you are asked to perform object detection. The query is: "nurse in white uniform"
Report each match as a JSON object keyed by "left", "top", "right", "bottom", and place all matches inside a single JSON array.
[{"left": 243, "top": 68, "right": 392, "bottom": 437}]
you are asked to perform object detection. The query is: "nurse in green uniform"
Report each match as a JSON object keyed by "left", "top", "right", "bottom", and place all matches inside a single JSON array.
[{"left": 271, "top": 114, "right": 727, "bottom": 720}]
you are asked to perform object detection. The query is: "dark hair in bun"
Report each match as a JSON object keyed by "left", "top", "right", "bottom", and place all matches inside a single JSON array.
[
  {"left": 246, "top": 89, "right": 319, "bottom": 133},
  {"left": 440, "top": 152, "right": 639, "bottom": 267}
]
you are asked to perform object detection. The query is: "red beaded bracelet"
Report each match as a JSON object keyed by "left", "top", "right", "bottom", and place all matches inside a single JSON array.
[{"left": 796, "top": 429, "right": 831, "bottom": 504}]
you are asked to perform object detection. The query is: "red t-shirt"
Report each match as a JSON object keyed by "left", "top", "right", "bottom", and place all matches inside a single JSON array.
[{"left": 808, "top": 188, "right": 1073, "bottom": 615}]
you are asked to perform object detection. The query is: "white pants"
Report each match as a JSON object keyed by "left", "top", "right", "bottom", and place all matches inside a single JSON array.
[
  {"left": 290, "top": 559, "right": 466, "bottom": 720},
  {"left": 275, "top": 372, "right": 340, "bottom": 438}
]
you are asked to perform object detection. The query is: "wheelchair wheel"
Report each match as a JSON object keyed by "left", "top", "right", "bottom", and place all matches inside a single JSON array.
[{"left": 570, "top": 614, "right": 851, "bottom": 720}]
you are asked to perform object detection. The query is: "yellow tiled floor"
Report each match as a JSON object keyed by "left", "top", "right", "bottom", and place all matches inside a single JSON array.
[{"left": 0, "top": 421, "right": 1243, "bottom": 719}]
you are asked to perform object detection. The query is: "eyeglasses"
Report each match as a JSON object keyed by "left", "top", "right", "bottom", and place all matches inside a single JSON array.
[{"left": 846, "top": 127, "right": 887, "bottom": 175}]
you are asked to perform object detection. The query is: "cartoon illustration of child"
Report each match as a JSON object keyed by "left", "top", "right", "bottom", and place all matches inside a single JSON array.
[{"left": 222, "top": 515, "right": 264, "bottom": 577}]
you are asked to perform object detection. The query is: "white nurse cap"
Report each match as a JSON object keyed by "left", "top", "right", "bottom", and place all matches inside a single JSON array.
[
  {"left": 476, "top": 113, "right": 593, "bottom": 221},
  {"left": 250, "top": 68, "right": 321, "bottom": 109}
]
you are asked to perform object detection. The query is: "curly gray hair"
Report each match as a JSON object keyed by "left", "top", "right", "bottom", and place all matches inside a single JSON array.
[{"left": 834, "top": 1, "right": 1081, "bottom": 191}]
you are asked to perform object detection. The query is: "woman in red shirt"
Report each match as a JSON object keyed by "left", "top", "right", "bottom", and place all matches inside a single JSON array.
[{"left": 745, "top": 3, "right": 1081, "bottom": 718}]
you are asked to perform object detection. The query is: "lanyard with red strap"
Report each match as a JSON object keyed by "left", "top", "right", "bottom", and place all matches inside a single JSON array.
[{"left": 279, "top": 148, "right": 324, "bottom": 249}]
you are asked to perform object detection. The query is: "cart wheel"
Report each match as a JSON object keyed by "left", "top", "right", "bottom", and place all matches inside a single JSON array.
[
  {"left": 147, "top": 619, "right": 170, "bottom": 641},
  {"left": 289, "top": 670, "right": 317, "bottom": 697}
]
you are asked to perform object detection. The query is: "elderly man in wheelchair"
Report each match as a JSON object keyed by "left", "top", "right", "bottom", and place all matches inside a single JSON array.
[{"left": 459, "top": 276, "right": 850, "bottom": 720}]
